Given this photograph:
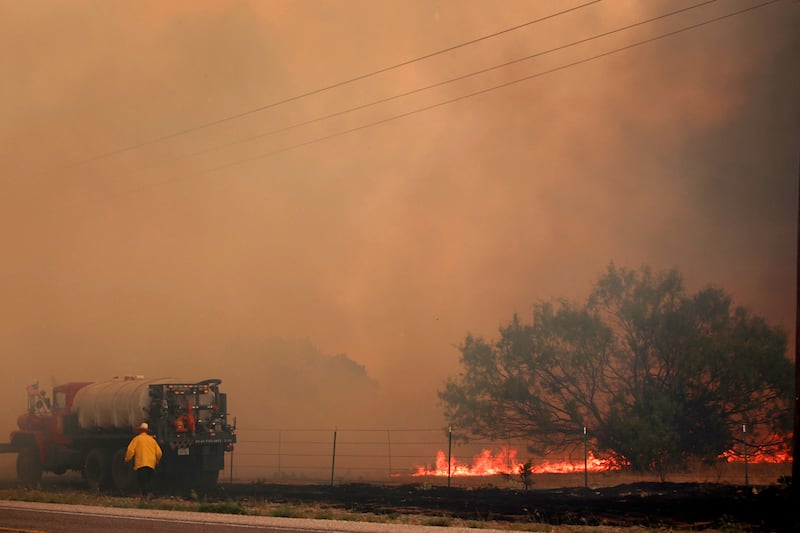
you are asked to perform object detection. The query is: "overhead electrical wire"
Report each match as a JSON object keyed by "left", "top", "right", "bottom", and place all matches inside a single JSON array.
[
  {"left": 137, "top": 0, "right": 718, "bottom": 174},
  {"left": 116, "top": 0, "right": 777, "bottom": 196},
  {"left": 42, "top": 0, "right": 602, "bottom": 174}
]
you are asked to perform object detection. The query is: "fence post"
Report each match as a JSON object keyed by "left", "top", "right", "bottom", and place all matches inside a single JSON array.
[
  {"left": 230, "top": 445, "right": 234, "bottom": 484},
  {"left": 506, "top": 435, "right": 512, "bottom": 474},
  {"left": 742, "top": 424, "right": 748, "bottom": 486},
  {"left": 331, "top": 429, "right": 338, "bottom": 487},
  {"left": 447, "top": 426, "right": 452, "bottom": 488},
  {"left": 278, "top": 430, "right": 282, "bottom": 479},
  {"left": 583, "top": 426, "right": 588, "bottom": 489},
  {"left": 387, "top": 429, "right": 392, "bottom": 478}
]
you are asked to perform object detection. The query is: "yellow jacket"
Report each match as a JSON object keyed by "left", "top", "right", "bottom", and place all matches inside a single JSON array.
[{"left": 125, "top": 432, "right": 163, "bottom": 470}]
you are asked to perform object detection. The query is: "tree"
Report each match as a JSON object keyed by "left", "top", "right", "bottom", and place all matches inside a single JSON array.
[{"left": 439, "top": 264, "right": 793, "bottom": 474}]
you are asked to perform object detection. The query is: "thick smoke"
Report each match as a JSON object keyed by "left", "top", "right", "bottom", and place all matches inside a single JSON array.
[{"left": 0, "top": 1, "right": 798, "bottom": 456}]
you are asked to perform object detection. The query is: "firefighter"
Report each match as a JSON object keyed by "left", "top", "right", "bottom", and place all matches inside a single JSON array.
[{"left": 125, "top": 422, "right": 163, "bottom": 499}]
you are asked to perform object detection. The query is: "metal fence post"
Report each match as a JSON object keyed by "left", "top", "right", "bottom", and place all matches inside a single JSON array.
[
  {"left": 447, "top": 426, "right": 452, "bottom": 488},
  {"left": 331, "top": 429, "right": 338, "bottom": 487},
  {"left": 506, "top": 436, "right": 512, "bottom": 474},
  {"left": 583, "top": 426, "right": 588, "bottom": 489},
  {"left": 387, "top": 429, "right": 392, "bottom": 478},
  {"left": 742, "top": 424, "right": 748, "bottom": 486}
]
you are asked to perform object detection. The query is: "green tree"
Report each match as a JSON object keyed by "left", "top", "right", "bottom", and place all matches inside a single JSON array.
[{"left": 439, "top": 264, "right": 792, "bottom": 474}]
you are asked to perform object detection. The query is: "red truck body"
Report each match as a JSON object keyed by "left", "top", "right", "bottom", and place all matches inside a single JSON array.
[{"left": 3, "top": 377, "right": 236, "bottom": 491}]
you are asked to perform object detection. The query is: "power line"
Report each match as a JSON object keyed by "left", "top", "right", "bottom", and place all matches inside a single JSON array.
[
  {"left": 117, "top": 0, "right": 776, "bottom": 197},
  {"left": 134, "top": 0, "right": 717, "bottom": 174},
  {"left": 40, "top": 0, "right": 602, "bottom": 174}
]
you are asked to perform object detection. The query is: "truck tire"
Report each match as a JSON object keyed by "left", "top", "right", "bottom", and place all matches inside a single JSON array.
[
  {"left": 84, "top": 448, "right": 112, "bottom": 491},
  {"left": 16, "top": 447, "right": 42, "bottom": 488},
  {"left": 111, "top": 448, "right": 135, "bottom": 492}
]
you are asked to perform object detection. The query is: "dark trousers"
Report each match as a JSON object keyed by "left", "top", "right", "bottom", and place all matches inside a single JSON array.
[{"left": 136, "top": 466, "right": 154, "bottom": 496}]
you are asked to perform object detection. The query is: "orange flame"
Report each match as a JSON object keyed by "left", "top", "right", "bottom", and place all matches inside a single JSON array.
[
  {"left": 720, "top": 433, "right": 792, "bottom": 464},
  {"left": 413, "top": 447, "right": 621, "bottom": 476}
]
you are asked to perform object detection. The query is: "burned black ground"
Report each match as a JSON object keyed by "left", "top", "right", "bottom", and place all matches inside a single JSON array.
[
  {"left": 219, "top": 480, "right": 795, "bottom": 531},
  {"left": 0, "top": 468, "right": 796, "bottom": 531}
]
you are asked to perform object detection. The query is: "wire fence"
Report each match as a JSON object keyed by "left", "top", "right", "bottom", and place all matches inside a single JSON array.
[
  {"left": 230, "top": 426, "right": 598, "bottom": 487},
  {"left": 225, "top": 427, "right": 791, "bottom": 488},
  {"left": 230, "top": 427, "right": 456, "bottom": 485}
]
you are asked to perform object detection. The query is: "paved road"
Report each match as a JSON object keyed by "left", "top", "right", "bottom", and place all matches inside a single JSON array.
[{"left": 0, "top": 501, "right": 508, "bottom": 533}]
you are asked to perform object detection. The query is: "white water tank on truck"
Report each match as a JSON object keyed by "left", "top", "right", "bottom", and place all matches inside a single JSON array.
[{"left": 72, "top": 376, "right": 179, "bottom": 430}]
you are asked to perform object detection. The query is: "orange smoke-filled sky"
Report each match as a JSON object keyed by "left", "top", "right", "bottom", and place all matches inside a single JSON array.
[{"left": 0, "top": 0, "right": 798, "bottom": 431}]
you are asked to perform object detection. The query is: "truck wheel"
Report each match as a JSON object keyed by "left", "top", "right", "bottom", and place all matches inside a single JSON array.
[
  {"left": 84, "top": 449, "right": 112, "bottom": 491},
  {"left": 111, "top": 448, "right": 135, "bottom": 492},
  {"left": 16, "top": 447, "right": 42, "bottom": 488}
]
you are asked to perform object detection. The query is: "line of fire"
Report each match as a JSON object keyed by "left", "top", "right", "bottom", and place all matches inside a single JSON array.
[{"left": 226, "top": 425, "right": 790, "bottom": 485}]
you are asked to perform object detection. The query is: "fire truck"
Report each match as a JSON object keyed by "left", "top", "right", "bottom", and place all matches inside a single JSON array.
[{"left": 0, "top": 376, "right": 236, "bottom": 491}]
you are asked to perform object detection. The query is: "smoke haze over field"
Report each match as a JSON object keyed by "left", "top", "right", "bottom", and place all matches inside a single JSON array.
[{"left": 1, "top": 0, "right": 798, "bottom": 438}]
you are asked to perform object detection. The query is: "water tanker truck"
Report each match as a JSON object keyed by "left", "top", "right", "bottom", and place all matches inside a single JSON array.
[{"left": 0, "top": 376, "right": 236, "bottom": 491}]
